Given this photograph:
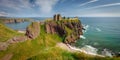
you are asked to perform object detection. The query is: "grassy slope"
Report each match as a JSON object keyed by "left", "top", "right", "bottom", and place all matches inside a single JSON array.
[
  {"left": 0, "top": 24, "right": 75, "bottom": 60},
  {"left": 0, "top": 20, "right": 120, "bottom": 60},
  {"left": 0, "top": 23, "right": 23, "bottom": 42}
]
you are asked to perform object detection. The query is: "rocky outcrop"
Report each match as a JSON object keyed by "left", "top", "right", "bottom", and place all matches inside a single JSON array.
[
  {"left": 0, "top": 36, "right": 28, "bottom": 51},
  {"left": 25, "top": 22, "right": 40, "bottom": 39},
  {"left": 7, "top": 36, "right": 27, "bottom": 44},
  {"left": 45, "top": 19, "right": 83, "bottom": 44},
  {"left": 64, "top": 21, "right": 83, "bottom": 44},
  {"left": 45, "top": 21, "right": 66, "bottom": 36},
  {"left": 0, "top": 14, "right": 83, "bottom": 51},
  {"left": 0, "top": 22, "right": 40, "bottom": 51}
]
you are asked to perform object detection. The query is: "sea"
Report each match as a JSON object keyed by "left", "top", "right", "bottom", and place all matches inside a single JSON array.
[{"left": 5, "top": 17, "right": 120, "bottom": 56}]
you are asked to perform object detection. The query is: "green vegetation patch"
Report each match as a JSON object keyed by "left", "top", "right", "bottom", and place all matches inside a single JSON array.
[
  {"left": 27, "top": 47, "right": 75, "bottom": 60},
  {"left": 0, "top": 24, "right": 63, "bottom": 60},
  {"left": 0, "top": 23, "right": 23, "bottom": 42}
]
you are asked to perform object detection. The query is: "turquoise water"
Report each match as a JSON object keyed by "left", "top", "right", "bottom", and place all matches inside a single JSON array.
[
  {"left": 5, "top": 17, "right": 120, "bottom": 53},
  {"left": 6, "top": 22, "right": 31, "bottom": 30},
  {"left": 75, "top": 17, "right": 120, "bottom": 53},
  {"left": 5, "top": 17, "right": 46, "bottom": 30}
]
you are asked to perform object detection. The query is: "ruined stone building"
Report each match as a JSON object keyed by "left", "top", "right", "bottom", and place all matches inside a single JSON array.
[{"left": 53, "top": 14, "right": 62, "bottom": 21}]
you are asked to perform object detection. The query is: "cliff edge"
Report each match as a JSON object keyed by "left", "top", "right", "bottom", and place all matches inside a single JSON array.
[{"left": 45, "top": 14, "right": 83, "bottom": 44}]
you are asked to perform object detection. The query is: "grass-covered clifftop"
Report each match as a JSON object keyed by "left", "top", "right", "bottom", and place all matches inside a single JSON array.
[
  {"left": 0, "top": 19, "right": 120, "bottom": 60},
  {"left": 0, "top": 23, "right": 75, "bottom": 60},
  {"left": 45, "top": 19, "right": 83, "bottom": 44},
  {"left": 0, "top": 23, "right": 23, "bottom": 42}
]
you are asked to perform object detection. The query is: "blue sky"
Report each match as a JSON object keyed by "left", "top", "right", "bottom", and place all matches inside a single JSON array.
[{"left": 0, "top": 0, "right": 120, "bottom": 17}]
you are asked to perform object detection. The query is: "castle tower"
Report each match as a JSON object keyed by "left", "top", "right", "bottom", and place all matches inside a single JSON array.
[
  {"left": 53, "top": 14, "right": 62, "bottom": 21},
  {"left": 53, "top": 14, "right": 57, "bottom": 21},
  {"left": 57, "top": 14, "right": 62, "bottom": 21}
]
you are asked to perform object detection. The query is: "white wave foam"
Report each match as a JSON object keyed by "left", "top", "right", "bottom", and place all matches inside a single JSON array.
[
  {"left": 67, "top": 44, "right": 104, "bottom": 57},
  {"left": 81, "top": 45, "right": 98, "bottom": 55},
  {"left": 82, "top": 24, "right": 89, "bottom": 33},
  {"left": 80, "top": 35, "right": 86, "bottom": 39},
  {"left": 96, "top": 28, "right": 101, "bottom": 32},
  {"left": 101, "top": 48, "right": 113, "bottom": 57}
]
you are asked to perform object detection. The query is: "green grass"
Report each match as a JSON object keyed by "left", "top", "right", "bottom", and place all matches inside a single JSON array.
[
  {"left": 0, "top": 21, "right": 120, "bottom": 60},
  {"left": 0, "top": 23, "right": 23, "bottom": 42},
  {"left": 65, "top": 26, "right": 73, "bottom": 36},
  {"left": 0, "top": 24, "right": 65, "bottom": 60},
  {"left": 73, "top": 52, "right": 120, "bottom": 60},
  {"left": 27, "top": 47, "right": 75, "bottom": 60}
]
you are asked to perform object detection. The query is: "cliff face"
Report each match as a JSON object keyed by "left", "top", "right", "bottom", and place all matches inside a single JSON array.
[
  {"left": 0, "top": 15, "right": 83, "bottom": 51},
  {"left": 64, "top": 21, "right": 83, "bottom": 44},
  {"left": 45, "top": 21, "right": 66, "bottom": 36},
  {"left": 26, "top": 22, "right": 40, "bottom": 39},
  {"left": 0, "top": 22, "right": 40, "bottom": 51},
  {"left": 45, "top": 19, "right": 83, "bottom": 44}
]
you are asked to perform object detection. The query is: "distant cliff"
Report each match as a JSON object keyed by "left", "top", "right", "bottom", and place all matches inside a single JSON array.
[{"left": 0, "top": 18, "right": 30, "bottom": 23}]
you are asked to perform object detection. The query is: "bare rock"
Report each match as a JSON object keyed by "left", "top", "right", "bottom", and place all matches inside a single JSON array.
[
  {"left": 0, "top": 42, "right": 8, "bottom": 51},
  {"left": 45, "top": 23, "right": 51, "bottom": 34},
  {"left": 45, "top": 22, "right": 65, "bottom": 36},
  {"left": 26, "top": 22, "right": 40, "bottom": 39},
  {"left": 7, "top": 36, "right": 27, "bottom": 44},
  {"left": 45, "top": 22, "right": 57, "bottom": 34}
]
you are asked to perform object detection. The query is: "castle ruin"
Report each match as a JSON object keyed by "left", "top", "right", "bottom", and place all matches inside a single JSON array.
[
  {"left": 53, "top": 14, "right": 79, "bottom": 21},
  {"left": 53, "top": 14, "right": 62, "bottom": 21}
]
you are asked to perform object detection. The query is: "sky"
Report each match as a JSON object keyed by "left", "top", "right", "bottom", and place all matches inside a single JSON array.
[{"left": 0, "top": 0, "right": 120, "bottom": 17}]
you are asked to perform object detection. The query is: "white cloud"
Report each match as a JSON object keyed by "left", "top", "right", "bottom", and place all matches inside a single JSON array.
[
  {"left": 80, "top": 13, "right": 120, "bottom": 17},
  {"left": 0, "top": 0, "right": 32, "bottom": 11},
  {"left": 0, "top": 12, "right": 8, "bottom": 16},
  {"left": 83, "top": 3, "right": 120, "bottom": 10},
  {"left": 79, "top": 0, "right": 98, "bottom": 6},
  {"left": 35, "top": 0, "right": 59, "bottom": 13}
]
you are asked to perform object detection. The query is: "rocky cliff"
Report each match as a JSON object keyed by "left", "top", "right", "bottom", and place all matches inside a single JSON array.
[
  {"left": 26, "top": 22, "right": 40, "bottom": 39},
  {"left": 45, "top": 18, "right": 83, "bottom": 44},
  {"left": 0, "top": 15, "right": 83, "bottom": 51},
  {"left": 0, "top": 22, "right": 40, "bottom": 50}
]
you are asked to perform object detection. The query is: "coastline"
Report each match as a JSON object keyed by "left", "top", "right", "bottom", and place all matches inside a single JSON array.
[
  {"left": 17, "top": 30, "right": 26, "bottom": 33},
  {"left": 56, "top": 42, "right": 105, "bottom": 57}
]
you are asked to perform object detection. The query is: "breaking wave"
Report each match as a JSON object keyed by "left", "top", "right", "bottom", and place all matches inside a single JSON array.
[
  {"left": 81, "top": 45, "right": 98, "bottom": 54},
  {"left": 81, "top": 45, "right": 114, "bottom": 57},
  {"left": 68, "top": 44, "right": 114, "bottom": 57},
  {"left": 80, "top": 35, "right": 86, "bottom": 39},
  {"left": 82, "top": 24, "right": 89, "bottom": 33},
  {"left": 67, "top": 44, "right": 103, "bottom": 56},
  {"left": 101, "top": 48, "right": 113, "bottom": 57},
  {"left": 96, "top": 28, "right": 101, "bottom": 32}
]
